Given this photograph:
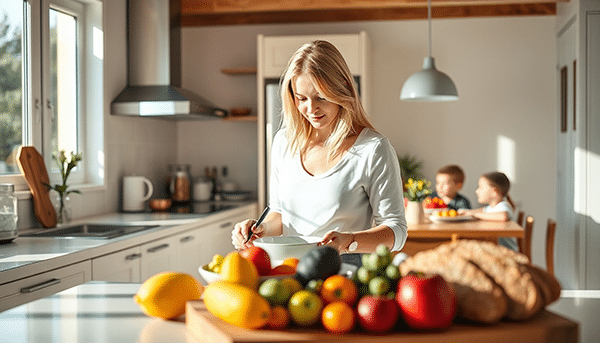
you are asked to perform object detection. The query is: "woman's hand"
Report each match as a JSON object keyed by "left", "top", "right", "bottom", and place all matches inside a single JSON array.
[
  {"left": 319, "top": 231, "right": 354, "bottom": 253},
  {"left": 231, "top": 219, "right": 266, "bottom": 250}
]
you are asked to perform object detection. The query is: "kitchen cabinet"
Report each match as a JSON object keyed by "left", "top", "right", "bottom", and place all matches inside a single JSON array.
[
  {"left": 200, "top": 215, "right": 240, "bottom": 263},
  {"left": 172, "top": 228, "right": 204, "bottom": 281},
  {"left": 0, "top": 260, "right": 91, "bottom": 312},
  {"left": 555, "top": 0, "right": 600, "bottom": 290},
  {"left": 140, "top": 235, "right": 180, "bottom": 281},
  {"left": 92, "top": 246, "right": 142, "bottom": 282},
  {"left": 91, "top": 215, "right": 243, "bottom": 283}
]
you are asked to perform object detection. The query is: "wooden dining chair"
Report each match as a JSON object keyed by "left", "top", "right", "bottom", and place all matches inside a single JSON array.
[
  {"left": 546, "top": 219, "right": 557, "bottom": 276},
  {"left": 517, "top": 210, "right": 525, "bottom": 226},
  {"left": 518, "top": 216, "right": 534, "bottom": 260}
]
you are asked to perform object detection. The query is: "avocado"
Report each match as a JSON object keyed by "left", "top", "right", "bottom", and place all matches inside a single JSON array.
[{"left": 295, "top": 246, "right": 341, "bottom": 286}]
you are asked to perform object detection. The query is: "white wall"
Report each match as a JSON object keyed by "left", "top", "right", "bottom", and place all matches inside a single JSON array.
[{"left": 179, "top": 16, "right": 557, "bottom": 268}]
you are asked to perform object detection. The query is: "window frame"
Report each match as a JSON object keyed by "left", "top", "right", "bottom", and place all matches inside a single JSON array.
[{"left": 1, "top": 0, "right": 97, "bottom": 193}]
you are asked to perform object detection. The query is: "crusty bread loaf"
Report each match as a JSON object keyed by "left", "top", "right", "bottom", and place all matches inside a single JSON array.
[
  {"left": 399, "top": 240, "right": 562, "bottom": 323},
  {"left": 400, "top": 248, "right": 507, "bottom": 324},
  {"left": 447, "top": 240, "right": 544, "bottom": 320}
]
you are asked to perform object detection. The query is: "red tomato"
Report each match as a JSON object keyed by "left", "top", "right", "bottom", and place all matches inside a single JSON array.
[
  {"left": 396, "top": 273, "right": 456, "bottom": 330},
  {"left": 240, "top": 246, "right": 272, "bottom": 276}
]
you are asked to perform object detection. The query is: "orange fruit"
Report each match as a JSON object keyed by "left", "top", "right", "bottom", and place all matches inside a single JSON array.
[
  {"left": 321, "top": 275, "right": 358, "bottom": 306},
  {"left": 281, "top": 257, "right": 300, "bottom": 270},
  {"left": 267, "top": 306, "right": 290, "bottom": 329},
  {"left": 270, "top": 264, "right": 296, "bottom": 276},
  {"left": 322, "top": 302, "right": 355, "bottom": 334}
]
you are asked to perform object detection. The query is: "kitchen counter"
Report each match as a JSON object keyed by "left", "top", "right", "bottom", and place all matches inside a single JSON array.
[
  {"left": 0, "top": 201, "right": 257, "bottom": 312},
  {"left": 0, "top": 201, "right": 255, "bottom": 277},
  {"left": 0, "top": 282, "right": 192, "bottom": 343}
]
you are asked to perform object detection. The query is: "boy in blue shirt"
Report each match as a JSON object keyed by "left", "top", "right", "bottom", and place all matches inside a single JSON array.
[{"left": 427, "top": 165, "right": 471, "bottom": 210}]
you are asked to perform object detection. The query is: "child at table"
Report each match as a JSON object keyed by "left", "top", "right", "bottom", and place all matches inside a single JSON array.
[
  {"left": 460, "top": 171, "right": 518, "bottom": 251},
  {"left": 427, "top": 164, "right": 471, "bottom": 210}
]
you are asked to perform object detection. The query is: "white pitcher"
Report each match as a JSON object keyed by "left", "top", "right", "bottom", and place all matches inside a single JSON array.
[{"left": 123, "top": 176, "right": 153, "bottom": 212}]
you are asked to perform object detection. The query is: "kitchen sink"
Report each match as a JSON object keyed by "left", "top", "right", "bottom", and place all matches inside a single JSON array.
[{"left": 20, "top": 224, "right": 159, "bottom": 239}]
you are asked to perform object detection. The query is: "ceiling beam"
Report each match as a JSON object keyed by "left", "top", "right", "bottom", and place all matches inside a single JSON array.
[{"left": 180, "top": 0, "right": 559, "bottom": 26}]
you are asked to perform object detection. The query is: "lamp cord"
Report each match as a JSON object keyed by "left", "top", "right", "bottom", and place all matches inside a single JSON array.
[{"left": 427, "top": 0, "right": 432, "bottom": 58}]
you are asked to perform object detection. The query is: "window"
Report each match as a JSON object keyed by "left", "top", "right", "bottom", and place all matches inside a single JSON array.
[{"left": 0, "top": 0, "right": 102, "bottom": 191}]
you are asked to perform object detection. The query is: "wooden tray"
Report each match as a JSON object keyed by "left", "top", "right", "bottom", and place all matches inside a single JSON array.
[{"left": 185, "top": 300, "right": 578, "bottom": 343}]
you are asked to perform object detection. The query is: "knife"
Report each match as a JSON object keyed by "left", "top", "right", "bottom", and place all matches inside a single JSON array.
[{"left": 244, "top": 206, "right": 270, "bottom": 244}]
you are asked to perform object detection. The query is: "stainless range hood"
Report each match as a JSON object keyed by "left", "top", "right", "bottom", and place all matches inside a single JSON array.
[{"left": 111, "top": 0, "right": 226, "bottom": 119}]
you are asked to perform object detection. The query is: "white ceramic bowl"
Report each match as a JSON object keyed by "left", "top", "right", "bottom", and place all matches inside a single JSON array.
[
  {"left": 198, "top": 265, "right": 221, "bottom": 285},
  {"left": 253, "top": 235, "right": 321, "bottom": 265},
  {"left": 198, "top": 264, "right": 292, "bottom": 285}
]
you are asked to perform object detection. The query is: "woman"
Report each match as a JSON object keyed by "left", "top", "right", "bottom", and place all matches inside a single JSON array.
[{"left": 231, "top": 40, "right": 407, "bottom": 261}]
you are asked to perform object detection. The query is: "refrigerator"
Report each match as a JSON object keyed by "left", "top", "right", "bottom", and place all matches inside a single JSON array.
[{"left": 257, "top": 32, "right": 370, "bottom": 210}]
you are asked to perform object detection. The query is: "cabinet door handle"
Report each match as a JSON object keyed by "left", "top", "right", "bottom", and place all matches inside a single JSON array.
[
  {"left": 147, "top": 244, "right": 170, "bottom": 253},
  {"left": 220, "top": 222, "right": 232, "bottom": 229},
  {"left": 20, "top": 278, "right": 61, "bottom": 294},
  {"left": 125, "top": 253, "right": 142, "bottom": 260},
  {"left": 180, "top": 235, "right": 194, "bottom": 243}
]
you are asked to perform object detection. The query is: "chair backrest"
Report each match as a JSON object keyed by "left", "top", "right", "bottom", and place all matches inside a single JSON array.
[
  {"left": 517, "top": 211, "right": 525, "bottom": 226},
  {"left": 517, "top": 214, "right": 534, "bottom": 260},
  {"left": 522, "top": 216, "right": 534, "bottom": 260},
  {"left": 546, "top": 219, "right": 557, "bottom": 276}
]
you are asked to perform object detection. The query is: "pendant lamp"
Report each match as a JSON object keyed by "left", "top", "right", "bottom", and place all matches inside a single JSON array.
[{"left": 400, "top": 0, "right": 458, "bottom": 102}]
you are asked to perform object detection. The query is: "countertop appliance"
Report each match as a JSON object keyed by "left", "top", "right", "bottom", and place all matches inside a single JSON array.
[{"left": 111, "top": 0, "right": 226, "bottom": 119}]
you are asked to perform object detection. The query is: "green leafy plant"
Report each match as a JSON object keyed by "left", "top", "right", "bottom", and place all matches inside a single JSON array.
[
  {"left": 404, "top": 178, "right": 432, "bottom": 202},
  {"left": 398, "top": 154, "right": 424, "bottom": 183},
  {"left": 45, "top": 151, "right": 82, "bottom": 223}
]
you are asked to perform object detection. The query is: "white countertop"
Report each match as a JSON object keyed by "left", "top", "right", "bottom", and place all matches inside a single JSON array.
[
  {"left": 0, "top": 201, "right": 256, "bottom": 281},
  {"left": 0, "top": 282, "right": 195, "bottom": 343}
]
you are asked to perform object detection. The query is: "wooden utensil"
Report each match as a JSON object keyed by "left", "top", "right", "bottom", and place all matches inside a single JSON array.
[{"left": 17, "top": 146, "right": 57, "bottom": 228}]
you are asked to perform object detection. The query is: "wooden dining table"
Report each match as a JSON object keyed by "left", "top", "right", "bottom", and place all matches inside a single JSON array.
[{"left": 403, "top": 216, "right": 524, "bottom": 256}]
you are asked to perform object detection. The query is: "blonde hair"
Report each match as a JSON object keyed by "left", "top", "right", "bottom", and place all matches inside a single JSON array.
[{"left": 280, "top": 40, "right": 374, "bottom": 160}]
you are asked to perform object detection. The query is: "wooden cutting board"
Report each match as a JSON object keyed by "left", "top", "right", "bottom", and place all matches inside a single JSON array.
[
  {"left": 185, "top": 300, "right": 578, "bottom": 343},
  {"left": 17, "top": 146, "right": 57, "bottom": 228}
]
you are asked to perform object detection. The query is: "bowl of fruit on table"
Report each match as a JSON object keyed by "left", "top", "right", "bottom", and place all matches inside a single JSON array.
[{"left": 423, "top": 196, "right": 448, "bottom": 214}]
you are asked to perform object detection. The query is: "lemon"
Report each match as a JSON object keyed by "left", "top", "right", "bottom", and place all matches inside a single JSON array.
[
  {"left": 134, "top": 272, "right": 203, "bottom": 319},
  {"left": 221, "top": 251, "right": 259, "bottom": 289}
]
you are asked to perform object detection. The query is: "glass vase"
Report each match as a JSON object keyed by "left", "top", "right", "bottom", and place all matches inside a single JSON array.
[{"left": 51, "top": 194, "right": 72, "bottom": 225}]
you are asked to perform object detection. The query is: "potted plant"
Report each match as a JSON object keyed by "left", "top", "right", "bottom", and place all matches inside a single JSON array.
[
  {"left": 403, "top": 178, "right": 432, "bottom": 224},
  {"left": 398, "top": 154, "right": 424, "bottom": 190}
]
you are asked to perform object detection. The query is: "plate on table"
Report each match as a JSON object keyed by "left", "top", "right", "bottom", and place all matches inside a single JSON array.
[
  {"left": 424, "top": 207, "right": 447, "bottom": 214},
  {"left": 429, "top": 214, "right": 474, "bottom": 223}
]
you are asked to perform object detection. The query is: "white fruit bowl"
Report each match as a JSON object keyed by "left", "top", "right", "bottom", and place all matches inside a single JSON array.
[
  {"left": 198, "top": 264, "right": 292, "bottom": 285},
  {"left": 253, "top": 235, "right": 321, "bottom": 265}
]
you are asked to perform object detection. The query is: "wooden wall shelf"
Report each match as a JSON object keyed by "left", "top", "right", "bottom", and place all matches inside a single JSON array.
[
  {"left": 221, "top": 68, "right": 257, "bottom": 75},
  {"left": 223, "top": 115, "right": 257, "bottom": 122}
]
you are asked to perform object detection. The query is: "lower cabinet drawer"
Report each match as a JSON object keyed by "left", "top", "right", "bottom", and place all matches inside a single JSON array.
[{"left": 0, "top": 260, "right": 92, "bottom": 312}]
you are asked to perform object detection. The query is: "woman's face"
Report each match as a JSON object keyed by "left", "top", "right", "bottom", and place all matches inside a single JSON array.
[
  {"left": 475, "top": 177, "right": 497, "bottom": 204},
  {"left": 293, "top": 74, "right": 341, "bottom": 133}
]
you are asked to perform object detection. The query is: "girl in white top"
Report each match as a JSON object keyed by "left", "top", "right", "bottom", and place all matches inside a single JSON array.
[
  {"left": 460, "top": 172, "right": 519, "bottom": 251},
  {"left": 231, "top": 40, "right": 407, "bottom": 255}
]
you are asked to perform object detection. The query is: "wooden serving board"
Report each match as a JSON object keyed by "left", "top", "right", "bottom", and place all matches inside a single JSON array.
[
  {"left": 17, "top": 146, "right": 57, "bottom": 228},
  {"left": 185, "top": 301, "right": 578, "bottom": 343}
]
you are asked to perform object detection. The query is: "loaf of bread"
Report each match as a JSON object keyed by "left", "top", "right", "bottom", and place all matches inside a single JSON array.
[{"left": 399, "top": 240, "right": 562, "bottom": 324}]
